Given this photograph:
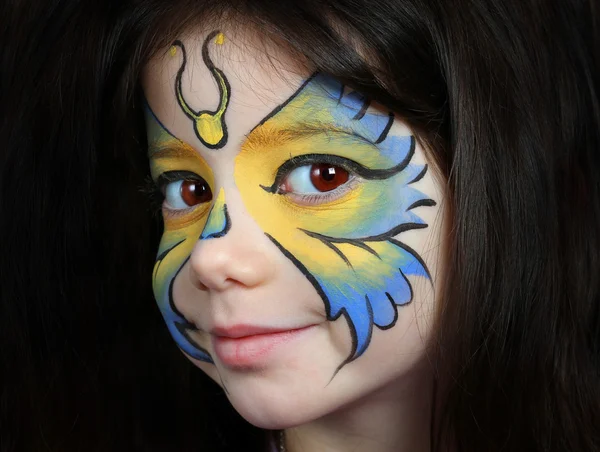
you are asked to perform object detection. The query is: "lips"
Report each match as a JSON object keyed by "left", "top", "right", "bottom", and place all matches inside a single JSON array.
[
  {"left": 211, "top": 324, "right": 306, "bottom": 338},
  {"left": 210, "top": 324, "right": 316, "bottom": 368}
]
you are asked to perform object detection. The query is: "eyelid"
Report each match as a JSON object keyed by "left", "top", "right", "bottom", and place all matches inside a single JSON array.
[{"left": 156, "top": 170, "right": 204, "bottom": 192}]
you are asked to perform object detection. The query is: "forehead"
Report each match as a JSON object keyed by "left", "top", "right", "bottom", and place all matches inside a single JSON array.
[{"left": 141, "top": 27, "right": 309, "bottom": 153}]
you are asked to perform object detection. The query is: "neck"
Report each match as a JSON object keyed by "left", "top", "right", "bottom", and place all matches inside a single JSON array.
[{"left": 283, "top": 365, "right": 434, "bottom": 452}]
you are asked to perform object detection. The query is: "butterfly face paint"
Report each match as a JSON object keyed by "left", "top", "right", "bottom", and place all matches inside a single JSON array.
[
  {"left": 145, "top": 31, "right": 436, "bottom": 376},
  {"left": 236, "top": 74, "right": 434, "bottom": 368}
]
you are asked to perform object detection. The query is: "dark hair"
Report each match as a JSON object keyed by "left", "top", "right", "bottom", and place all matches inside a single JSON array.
[{"left": 1, "top": 0, "right": 599, "bottom": 451}]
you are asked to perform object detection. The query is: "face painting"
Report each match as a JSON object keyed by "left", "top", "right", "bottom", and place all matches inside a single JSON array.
[
  {"left": 143, "top": 28, "right": 440, "bottom": 428},
  {"left": 147, "top": 34, "right": 434, "bottom": 365}
]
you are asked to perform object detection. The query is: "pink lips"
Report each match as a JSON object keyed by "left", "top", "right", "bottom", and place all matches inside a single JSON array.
[{"left": 211, "top": 324, "right": 315, "bottom": 368}]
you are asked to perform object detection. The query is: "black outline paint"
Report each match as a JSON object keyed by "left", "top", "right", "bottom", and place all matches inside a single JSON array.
[
  {"left": 301, "top": 221, "right": 428, "bottom": 247},
  {"left": 375, "top": 112, "right": 395, "bottom": 144},
  {"left": 376, "top": 292, "right": 401, "bottom": 330},
  {"left": 352, "top": 98, "right": 370, "bottom": 120},
  {"left": 313, "top": 237, "right": 354, "bottom": 268},
  {"left": 406, "top": 198, "right": 437, "bottom": 211},
  {"left": 248, "top": 73, "right": 318, "bottom": 134},
  {"left": 407, "top": 164, "right": 429, "bottom": 185}
]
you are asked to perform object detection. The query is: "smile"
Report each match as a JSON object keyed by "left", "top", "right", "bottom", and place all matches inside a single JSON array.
[{"left": 211, "top": 324, "right": 316, "bottom": 368}]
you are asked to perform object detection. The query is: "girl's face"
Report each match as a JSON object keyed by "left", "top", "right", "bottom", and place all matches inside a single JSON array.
[{"left": 142, "top": 28, "right": 443, "bottom": 429}]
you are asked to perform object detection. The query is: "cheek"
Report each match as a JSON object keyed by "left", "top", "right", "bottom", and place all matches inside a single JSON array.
[
  {"left": 327, "top": 281, "right": 436, "bottom": 403},
  {"left": 170, "top": 260, "right": 209, "bottom": 326},
  {"left": 152, "top": 228, "right": 213, "bottom": 363},
  {"left": 152, "top": 233, "right": 196, "bottom": 320},
  {"left": 376, "top": 279, "right": 435, "bottom": 359}
]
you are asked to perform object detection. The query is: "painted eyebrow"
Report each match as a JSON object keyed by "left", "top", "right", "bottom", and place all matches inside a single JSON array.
[
  {"left": 244, "top": 122, "right": 376, "bottom": 149},
  {"left": 148, "top": 145, "right": 201, "bottom": 161}
]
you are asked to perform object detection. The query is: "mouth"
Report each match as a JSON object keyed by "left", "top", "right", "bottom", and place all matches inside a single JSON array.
[{"left": 210, "top": 324, "right": 316, "bottom": 369}]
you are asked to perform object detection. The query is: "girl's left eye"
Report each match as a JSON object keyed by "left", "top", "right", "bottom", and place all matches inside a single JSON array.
[{"left": 278, "top": 163, "right": 350, "bottom": 195}]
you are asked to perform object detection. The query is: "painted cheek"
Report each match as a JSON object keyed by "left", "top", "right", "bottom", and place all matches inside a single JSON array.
[
  {"left": 152, "top": 188, "right": 235, "bottom": 364},
  {"left": 152, "top": 217, "right": 212, "bottom": 361},
  {"left": 233, "top": 74, "right": 435, "bottom": 366},
  {"left": 148, "top": 164, "right": 216, "bottom": 363}
]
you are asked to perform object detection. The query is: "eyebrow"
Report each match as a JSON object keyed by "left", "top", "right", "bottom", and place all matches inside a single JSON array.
[
  {"left": 244, "top": 122, "right": 376, "bottom": 150},
  {"left": 148, "top": 145, "right": 200, "bottom": 161}
]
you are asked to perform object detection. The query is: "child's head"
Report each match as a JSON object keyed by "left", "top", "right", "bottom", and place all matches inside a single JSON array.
[
  {"left": 131, "top": 3, "right": 599, "bottom": 447},
  {"left": 142, "top": 25, "right": 442, "bottom": 428}
]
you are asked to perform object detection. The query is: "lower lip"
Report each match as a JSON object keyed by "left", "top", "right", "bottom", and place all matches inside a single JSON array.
[{"left": 212, "top": 326, "right": 315, "bottom": 368}]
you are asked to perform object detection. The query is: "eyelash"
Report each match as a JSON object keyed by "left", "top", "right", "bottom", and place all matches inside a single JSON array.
[{"left": 142, "top": 176, "right": 165, "bottom": 216}]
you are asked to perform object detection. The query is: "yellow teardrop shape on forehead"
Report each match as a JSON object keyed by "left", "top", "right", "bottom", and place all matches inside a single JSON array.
[
  {"left": 197, "top": 113, "right": 226, "bottom": 146},
  {"left": 215, "top": 32, "right": 225, "bottom": 45}
]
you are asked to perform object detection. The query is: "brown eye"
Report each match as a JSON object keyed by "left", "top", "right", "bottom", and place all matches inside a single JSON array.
[
  {"left": 162, "top": 175, "right": 213, "bottom": 210},
  {"left": 309, "top": 164, "right": 350, "bottom": 192},
  {"left": 180, "top": 179, "right": 212, "bottom": 206}
]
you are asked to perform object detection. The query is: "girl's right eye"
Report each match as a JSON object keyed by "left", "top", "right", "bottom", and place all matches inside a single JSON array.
[{"left": 158, "top": 172, "right": 213, "bottom": 211}]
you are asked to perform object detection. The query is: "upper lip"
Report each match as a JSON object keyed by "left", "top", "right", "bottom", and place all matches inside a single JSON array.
[{"left": 210, "top": 324, "right": 312, "bottom": 339}]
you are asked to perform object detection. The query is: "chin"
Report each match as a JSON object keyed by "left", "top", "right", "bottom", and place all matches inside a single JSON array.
[
  {"left": 223, "top": 375, "right": 334, "bottom": 429},
  {"left": 188, "top": 355, "right": 322, "bottom": 428},
  {"left": 228, "top": 393, "right": 317, "bottom": 429}
]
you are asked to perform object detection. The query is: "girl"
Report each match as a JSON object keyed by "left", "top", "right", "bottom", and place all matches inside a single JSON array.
[{"left": 1, "top": 1, "right": 598, "bottom": 451}]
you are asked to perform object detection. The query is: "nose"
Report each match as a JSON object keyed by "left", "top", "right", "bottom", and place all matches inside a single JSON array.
[{"left": 189, "top": 188, "right": 274, "bottom": 291}]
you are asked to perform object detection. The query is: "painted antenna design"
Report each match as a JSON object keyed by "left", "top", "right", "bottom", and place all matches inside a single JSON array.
[{"left": 171, "top": 31, "right": 231, "bottom": 149}]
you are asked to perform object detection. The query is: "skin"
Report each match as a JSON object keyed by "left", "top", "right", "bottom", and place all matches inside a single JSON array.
[{"left": 143, "top": 26, "right": 444, "bottom": 452}]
